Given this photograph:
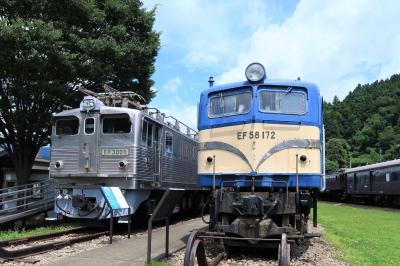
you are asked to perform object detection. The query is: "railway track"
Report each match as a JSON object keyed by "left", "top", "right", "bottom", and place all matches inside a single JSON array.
[
  {"left": 0, "top": 227, "right": 108, "bottom": 261},
  {"left": 182, "top": 229, "right": 323, "bottom": 266}
]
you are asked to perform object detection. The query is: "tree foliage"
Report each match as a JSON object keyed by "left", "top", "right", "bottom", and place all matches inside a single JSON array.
[
  {"left": 0, "top": 0, "right": 160, "bottom": 184},
  {"left": 325, "top": 74, "right": 400, "bottom": 170},
  {"left": 326, "top": 138, "right": 350, "bottom": 172}
]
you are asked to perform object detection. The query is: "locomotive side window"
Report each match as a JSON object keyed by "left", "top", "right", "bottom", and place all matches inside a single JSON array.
[
  {"left": 209, "top": 91, "right": 251, "bottom": 117},
  {"left": 141, "top": 120, "right": 153, "bottom": 147},
  {"left": 165, "top": 132, "right": 173, "bottom": 154},
  {"left": 85, "top": 118, "right": 95, "bottom": 135},
  {"left": 102, "top": 114, "right": 131, "bottom": 134},
  {"left": 56, "top": 117, "right": 79, "bottom": 135},
  {"left": 259, "top": 89, "right": 306, "bottom": 114},
  {"left": 390, "top": 171, "right": 400, "bottom": 181}
]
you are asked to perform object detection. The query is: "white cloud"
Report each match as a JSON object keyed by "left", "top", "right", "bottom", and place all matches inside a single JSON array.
[
  {"left": 162, "top": 77, "right": 182, "bottom": 92},
  {"left": 218, "top": 0, "right": 400, "bottom": 101},
  {"left": 143, "top": 0, "right": 276, "bottom": 69},
  {"left": 159, "top": 101, "right": 198, "bottom": 130}
]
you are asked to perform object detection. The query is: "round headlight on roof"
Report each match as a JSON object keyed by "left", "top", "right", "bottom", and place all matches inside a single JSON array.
[{"left": 245, "top": 62, "right": 266, "bottom": 83}]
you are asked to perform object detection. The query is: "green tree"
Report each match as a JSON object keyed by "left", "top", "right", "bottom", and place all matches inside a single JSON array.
[
  {"left": 326, "top": 138, "right": 351, "bottom": 169},
  {"left": 326, "top": 159, "right": 339, "bottom": 173},
  {"left": 0, "top": 0, "right": 160, "bottom": 185},
  {"left": 324, "top": 74, "right": 400, "bottom": 168},
  {"left": 378, "top": 126, "right": 395, "bottom": 150}
]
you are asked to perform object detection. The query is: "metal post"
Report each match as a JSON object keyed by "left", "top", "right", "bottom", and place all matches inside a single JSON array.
[
  {"left": 313, "top": 191, "right": 318, "bottom": 227},
  {"left": 165, "top": 216, "right": 170, "bottom": 258},
  {"left": 23, "top": 186, "right": 27, "bottom": 209},
  {"left": 296, "top": 154, "right": 299, "bottom": 193},
  {"left": 44, "top": 183, "right": 48, "bottom": 210},
  {"left": 109, "top": 210, "right": 113, "bottom": 244},
  {"left": 147, "top": 218, "right": 153, "bottom": 264},
  {"left": 212, "top": 155, "right": 216, "bottom": 191},
  {"left": 128, "top": 208, "right": 131, "bottom": 239}
]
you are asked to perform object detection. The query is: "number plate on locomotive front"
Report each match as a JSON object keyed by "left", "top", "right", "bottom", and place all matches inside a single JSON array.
[{"left": 101, "top": 148, "right": 129, "bottom": 156}]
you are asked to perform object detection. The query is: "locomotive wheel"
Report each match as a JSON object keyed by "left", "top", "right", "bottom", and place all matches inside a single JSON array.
[
  {"left": 184, "top": 230, "right": 208, "bottom": 266},
  {"left": 278, "top": 233, "right": 290, "bottom": 266}
]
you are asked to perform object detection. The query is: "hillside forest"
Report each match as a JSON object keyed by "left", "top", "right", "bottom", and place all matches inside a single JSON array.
[{"left": 324, "top": 74, "right": 400, "bottom": 172}]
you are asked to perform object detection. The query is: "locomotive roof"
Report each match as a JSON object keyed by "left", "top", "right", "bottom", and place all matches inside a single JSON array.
[
  {"left": 201, "top": 79, "right": 320, "bottom": 96},
  {"left": 52, "top": 104, "right": 198, "bottom": 139},
  {"left": 52, "top": 106, "right": 141, "bottom": 119},
  {"left": 345, "top": 159, "right": 400, "bottom": 173}
]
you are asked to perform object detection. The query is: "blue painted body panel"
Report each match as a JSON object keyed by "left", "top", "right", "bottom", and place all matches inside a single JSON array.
[
  {"left": 36, "top": 145, "right": 51, "bottom": 160},
  {"left": 198, "top": 79, "right": 322, "bottom": 130},
  {"left": 198, "top": 174, "right": 322, "bottom": 188}
]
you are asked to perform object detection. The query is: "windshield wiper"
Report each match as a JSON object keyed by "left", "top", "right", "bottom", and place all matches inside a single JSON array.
[{"left": 277, "top": 86, "right": 293, "bottom": 104}]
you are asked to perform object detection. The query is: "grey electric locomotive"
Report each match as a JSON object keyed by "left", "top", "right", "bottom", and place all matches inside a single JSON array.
[{"left": 50, "top": 87, "right": 200, "bottom": 219}]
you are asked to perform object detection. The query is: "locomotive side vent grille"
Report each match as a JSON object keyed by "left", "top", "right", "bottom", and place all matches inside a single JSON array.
[{"left": 51, "top": 148, "right": 80, "bottom": 174}]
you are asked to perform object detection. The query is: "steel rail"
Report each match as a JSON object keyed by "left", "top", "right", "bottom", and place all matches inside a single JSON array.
[
  {"left": 0, "top": 227, "right": 89, "bottom": 247},
  {"left": 0, "top": 229, "right": 108, "bottom": 260}
]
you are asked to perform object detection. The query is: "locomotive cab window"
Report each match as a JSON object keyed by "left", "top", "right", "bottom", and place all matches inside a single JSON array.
[
  {"left": 102, "top": 114, "right": 131, "bottom": 134},
  {"left": 84, "top": 118, "right": 95, "bottom": 135},
  {"left": 55, "top": 117, "right": 79, "bottom": 135},
  {"left": 209, "top": 91, "right": 251, "bottom": 117},
  {"left": 165, "top": 132, "right": 173, "bottom": 153},
  {"left": 141, "top": 120, "right": 153, "bottom": 147},
  {"left": 259, "top": 88, "right": 307, "bottom": 114}
]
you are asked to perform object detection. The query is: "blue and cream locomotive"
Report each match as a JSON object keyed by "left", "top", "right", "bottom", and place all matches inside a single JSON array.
[{"left": 195, "top": 63, "right": 325, "bottom": 263}]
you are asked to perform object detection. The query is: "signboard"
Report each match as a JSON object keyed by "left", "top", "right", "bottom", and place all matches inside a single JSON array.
[
  {"left": 101, "top": 148, "right": 129, "bottom": 156},
  {"left": 100, "top": 186, "right": 129, "bottom": 210}
]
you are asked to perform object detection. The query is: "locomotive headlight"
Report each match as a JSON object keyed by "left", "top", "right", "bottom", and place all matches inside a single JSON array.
[
  {"left": 54, "top": 160, "right": 63, "bottom": 169},
  {"left": 299, "top": 155, "right": 307, "bottom": 163},
  {"left": 118, "top": 160, "right": 128, "bottom": 169},
  {"left": 82, "top": 99, "right": 95, "bottom": 111},
  {"left": 245, "top": 62, "right": 266, "bottom": 82}
]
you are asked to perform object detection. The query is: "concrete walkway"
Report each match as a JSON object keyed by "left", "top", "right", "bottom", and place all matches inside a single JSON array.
[{"left": 49, "top": 217, "right": 207, "bottom": 266}]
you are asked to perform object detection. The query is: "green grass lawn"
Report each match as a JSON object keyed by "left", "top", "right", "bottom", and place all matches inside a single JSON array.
[
  {"left": 318, "top": 202, "right": 400, "bottom": 266},
  {"left": 146, "top": 261, "right": 172, "bottom": 266},
  {"left": 0, "top": 224, "right": 79, "bottom": 241}
]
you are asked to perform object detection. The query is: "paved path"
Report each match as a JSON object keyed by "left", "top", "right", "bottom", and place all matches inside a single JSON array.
[{"left": 49, "top": 217, "right": 207, "bottom": 266}]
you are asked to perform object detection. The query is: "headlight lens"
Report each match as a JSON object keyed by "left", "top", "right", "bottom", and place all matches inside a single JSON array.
[
  {"left": 245, "top": 62, "right": 266, "bottom": 82},
  {"left": 83, "top": 99, "right": 95, "bottom": 108}
]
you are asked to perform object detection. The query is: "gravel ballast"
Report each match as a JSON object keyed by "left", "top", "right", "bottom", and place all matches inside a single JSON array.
[{"left": 165, "top": 223, "right": 347, "bottom": 266}]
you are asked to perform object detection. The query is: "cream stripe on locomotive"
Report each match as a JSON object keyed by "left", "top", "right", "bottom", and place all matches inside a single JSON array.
[{"left": 198, "top": 123, "right": 321, "bottom": 174}]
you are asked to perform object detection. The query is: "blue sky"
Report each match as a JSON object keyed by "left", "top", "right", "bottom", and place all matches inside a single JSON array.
[{"left": 142, "top": 0, "right": 400, "bottom": 128}]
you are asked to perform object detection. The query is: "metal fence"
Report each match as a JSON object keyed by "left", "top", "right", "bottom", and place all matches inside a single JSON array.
[{"left": 0, "top": 180, "right": 54, "bottom": 215}]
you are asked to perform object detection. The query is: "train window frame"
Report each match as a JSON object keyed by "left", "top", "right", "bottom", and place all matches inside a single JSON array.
[
  {"left": 141, "top": 120, "right": 154, "bottom": 148},
  {"left": 84, "top": 117, "right": 95, "bottom": 135},
  {"left": 390, "top": 171, "right": 400, "bottom": 181},
  {"left": 258, "top": 87, "right": 308, "bottom": 115},
  {"left": 208, "top": 89, "right": 252, "bottom": 118},
  {"left": 55, "top": 117, "right": 80, "bottom": 136},
  {"left": 102, "top": 114, "right": 131, "bottom": 134},
  {"left": 165, "top": 131, "right": 173, "bottom": 154}
]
